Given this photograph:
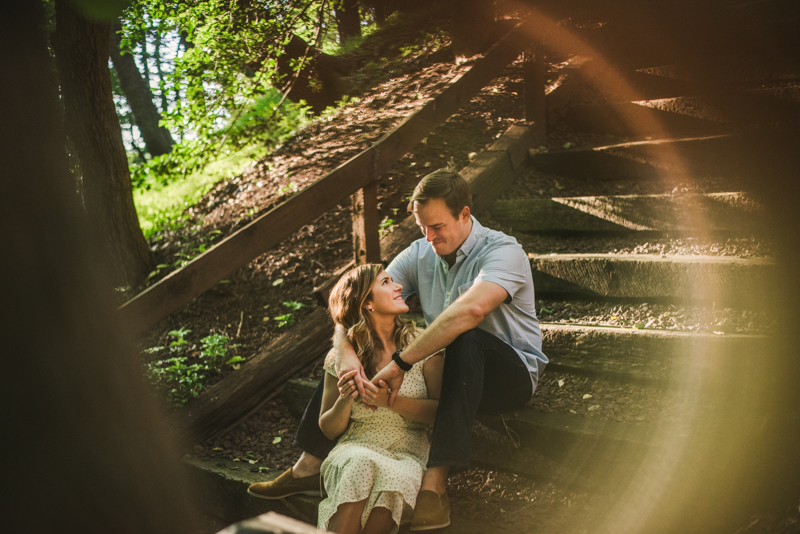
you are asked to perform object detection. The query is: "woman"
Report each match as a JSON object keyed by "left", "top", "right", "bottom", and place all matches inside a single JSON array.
[{"left": 318, "top": 264, "right": 444, "bottom": 534}]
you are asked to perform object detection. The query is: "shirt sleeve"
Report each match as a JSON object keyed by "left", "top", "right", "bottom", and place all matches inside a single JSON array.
[
  {"left": 473, "top": 240, "right": 530, "bottom": 303},
  {"left": 386, "top": 242, "right": 418, "bottom": 301}
]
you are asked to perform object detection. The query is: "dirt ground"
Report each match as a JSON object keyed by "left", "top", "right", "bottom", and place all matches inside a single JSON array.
[{"left": 132, "top": 9, "right": 797, "bottom": 534}]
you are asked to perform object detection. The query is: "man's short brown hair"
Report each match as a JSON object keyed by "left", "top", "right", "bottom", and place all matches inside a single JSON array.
[{"left": 407, "top": 167, "right": 472, "bottom": 218}]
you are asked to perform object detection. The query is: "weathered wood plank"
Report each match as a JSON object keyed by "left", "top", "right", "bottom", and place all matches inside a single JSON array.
[
  {"left": 314, "top": 123, "right": 542, "bottom": 306},
  {"left": 120, "top": 21, "right": 535, "bottom": 337},
  {"left": 530, "top": 253, "right": 776, "bottom": 305},
  {"left": 489, "top": 192, "right": 765, "bottom": 233},
  {"left": 119, "top": 149, "right": 375, "bottom": 336},
  {"left": 178, "top": 123, "right": 545, "bottom": 448},
  {"left": 487, "top": 124, "right": 538, "bottom": 169},
  {"left": 351, "top": 182, "right": 381, "bottom": 265},
  {"left": 523, "top": 47, "right": 546, "bottom": 136},
  {"left": 369, "top": 19, "right": 531, "bottom": 171},
  {"left": 174, "top": 307, "right": 334, "bottom": 449},
  {"left": 461, "top": 150, "right": 516, "bottom": 208}
]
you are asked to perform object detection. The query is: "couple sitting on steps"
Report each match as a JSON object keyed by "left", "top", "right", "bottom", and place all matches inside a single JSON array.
[{"left": 248, "top": 168, "right": 547, "bottom": 533}]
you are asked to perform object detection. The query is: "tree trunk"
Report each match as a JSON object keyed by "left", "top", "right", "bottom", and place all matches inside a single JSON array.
[
  {"left": 1, "top": 3, "right": 200, "bottom": 533},
  {"left": 109, "top": 23, "right": 174, "bottom": 157},
  {"left": 153, "top": 30, "right": 169, "bottom": 113},
  {"left": 372, "top": 0, "right": 386, "bottom": 26},
  {"left": 274, "top": 34, "right": 355, "bottom": 113},
  {"left": 52, "top": 1, "right": 154, "bottom": 288},
  {"left": 335, "top": 0, "right": 361, "bottom": 44}
]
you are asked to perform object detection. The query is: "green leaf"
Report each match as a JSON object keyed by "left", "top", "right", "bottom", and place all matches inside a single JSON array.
[
  {"left": 272, "top": 278, "right": 284, "bottom": 286},
  {"left": 540, "top": 308, "right": 554, "bottom": 315},
  {"left": 272, "top": 436, "right": 282, "bottom": 444},
  {"left": 282, "top": 301, "right": 305, "bottom": 311}
]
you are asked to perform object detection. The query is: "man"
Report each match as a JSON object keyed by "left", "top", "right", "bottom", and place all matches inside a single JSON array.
[{"left": 249, "top": 168, "right": 547, "bottom": 530}]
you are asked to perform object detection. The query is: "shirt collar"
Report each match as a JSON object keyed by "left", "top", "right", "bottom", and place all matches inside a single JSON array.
[{"left": 458, "top": 216, "right": 482, "bottom": 257}]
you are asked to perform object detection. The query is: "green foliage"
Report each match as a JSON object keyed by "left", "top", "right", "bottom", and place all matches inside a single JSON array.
[
  {"left": 271, "top": 301, "right": 306, "bottom": 327},
  {"left": 134, "top": 145, "right": 267, "bottom": 238},
  {"left": 145, "top": 327, "right": 245, "bottom": 407},
  {"left": 379, "top": 216, "right": 394, "bottom": 237},
  {"left": 273, "top": 313, "right": 295, "bottom": 327},
  {"left": 121, "top": 0, "right": 319, "bottom": 186},
  {"left": 283, "top": 301, "right": 305, "bottom": 311}
]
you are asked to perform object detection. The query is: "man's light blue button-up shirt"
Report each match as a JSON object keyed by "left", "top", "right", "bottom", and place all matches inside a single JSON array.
[{"left": 386, "top": 217, "right": 547, "bottom": 396}]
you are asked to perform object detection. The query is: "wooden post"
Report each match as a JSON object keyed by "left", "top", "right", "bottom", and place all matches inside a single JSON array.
[
  {"left": 523, "top": 46, "right": 546, "bottom": 137},
  {"left": 352, "top": 181, "right": 381, "bottom": 265}
]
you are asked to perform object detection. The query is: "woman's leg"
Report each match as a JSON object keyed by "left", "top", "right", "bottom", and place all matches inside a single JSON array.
[
  {"left": 328, "top": 499, "right": 367, "bottom": 534},
  {"left": 361, "top": 506, "right": 396, "bottom": 534}
]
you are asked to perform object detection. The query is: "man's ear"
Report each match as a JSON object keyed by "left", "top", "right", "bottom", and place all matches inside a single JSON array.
[{"left": 460, "top": 206, "right": 471, "bottom": 222}]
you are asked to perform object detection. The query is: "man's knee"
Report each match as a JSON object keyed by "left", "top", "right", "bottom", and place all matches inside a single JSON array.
[{"left": 446, "top": 328, "right": 487, "bottom": 356}]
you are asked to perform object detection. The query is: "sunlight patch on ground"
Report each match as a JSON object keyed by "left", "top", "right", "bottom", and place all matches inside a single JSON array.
[{"left": 134, "top": 146, "right": 268, "bottom": 238}]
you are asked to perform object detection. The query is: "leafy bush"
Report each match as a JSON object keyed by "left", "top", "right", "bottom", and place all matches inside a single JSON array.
[{"left": 145, "top": 328, "right": 245, "bottom": 407}]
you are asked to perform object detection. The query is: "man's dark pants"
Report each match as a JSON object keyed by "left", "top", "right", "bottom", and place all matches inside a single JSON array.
[{"left": 294, "top": 328, "right": 533, "bottom": 468}]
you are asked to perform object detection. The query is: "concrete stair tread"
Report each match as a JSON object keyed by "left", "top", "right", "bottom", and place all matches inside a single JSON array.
[
  {"left": 562, "top": 102, "right": 726, "bottom": 137},
  {"left": 528, "top": 133, "right": 766, "bottom": 183},
  {"left": 489, "top": 191, "right": 764, "bottom": 234},
  {"left": 529, "top": 252, "right": 776, "bottom": 305}
]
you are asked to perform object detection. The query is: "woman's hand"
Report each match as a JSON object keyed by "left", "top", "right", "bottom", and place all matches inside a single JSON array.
[
  {"left": 336, "top": 370, "right": 359, "bottom": 404},
  {"left": 362, "top": 380, "right": 391, "bottom": 408},
  {"left": 371, "top": 361, "right": 405, "bottom": 408}
]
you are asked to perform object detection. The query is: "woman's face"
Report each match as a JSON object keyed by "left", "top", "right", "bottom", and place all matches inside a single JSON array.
[{"left": 366, "top": 270, "right": 408, "bottom": 316}]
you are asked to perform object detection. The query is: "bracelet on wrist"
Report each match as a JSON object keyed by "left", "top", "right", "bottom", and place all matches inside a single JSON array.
[{"left": 392, "top": 349, "right": 413, "bottom": 372}]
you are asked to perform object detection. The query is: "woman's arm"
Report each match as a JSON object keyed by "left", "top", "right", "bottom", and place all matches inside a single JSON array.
[
  {"left": 319, "top": 370, "right": 358, "bottom": 440},
  {"left": 362, "top": 354, "right": 445, "bottom": 425}
]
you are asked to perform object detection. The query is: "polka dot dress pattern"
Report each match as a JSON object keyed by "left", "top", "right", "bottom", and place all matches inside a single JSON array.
[{"left": 318, "top": 356, "right": 434, "bottom": 533}]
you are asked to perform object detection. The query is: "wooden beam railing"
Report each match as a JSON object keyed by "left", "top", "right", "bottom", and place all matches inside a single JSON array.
[{"left": 119, "top": 19, "right": 536, "bottom": 337}]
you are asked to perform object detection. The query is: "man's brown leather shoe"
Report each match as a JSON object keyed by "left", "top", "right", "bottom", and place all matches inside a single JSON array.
[
  {"left": 410, "top": 490, "right": 450, "bottom": 530},
  {"left": 247, "top": 467, "right": 323, "bottom": 499}
]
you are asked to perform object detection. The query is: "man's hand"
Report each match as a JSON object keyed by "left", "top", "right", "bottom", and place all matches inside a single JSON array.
[
  {"left": 362, "top": 380, "right": 390, "bottom": 408},
  {"left": 334, "top": 347, "right": 369, "bottom": 398},
  {"left": 371, "top": 361, "right": 405, "bottom": 408}
]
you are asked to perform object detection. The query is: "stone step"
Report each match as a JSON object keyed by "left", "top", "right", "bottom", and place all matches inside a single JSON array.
[
  {"left": 632, "top": 89, "right": 800, "bottom": 128},
  {"left": 185, "top": 457, "right": 549, "bottom": 533},
  {"left": 639, "top": 58, "right": 800, "bottom": 86},
  {"left": 562, "top": 102, "right": 725, "bottom": 138},
  {"left": 183, "top": 457, "right": 320, "bottom": 527},
  {"left": 530, "top": 253, "right": 776, "bottom": 306},
  {"left": 284, "top": 325, "right": 766, "bottom": 416},
  {"left": 529, "top": 135, "right": 740, "bottom": 182},
  {"left": 546, "top": 60, "right": 693, "bottom": 110},
  {"left": 489, "top": 192, "right": 764, "bottom": 234}
]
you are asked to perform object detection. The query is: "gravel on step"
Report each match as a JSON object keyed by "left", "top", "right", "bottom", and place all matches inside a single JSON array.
[
  {"left": 513, "top": 233, "right": 775, "bottom": 258},
  {"left": 531, "top": 371, "right": 679, "bottom": 423},
  {"left": 537, "top": 300, "right": 774, "bottom": 334}
]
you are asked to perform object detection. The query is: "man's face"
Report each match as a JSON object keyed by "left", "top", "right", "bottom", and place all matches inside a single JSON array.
[{"left": 412, "top": 198, "right": 472, "bottom": 257}]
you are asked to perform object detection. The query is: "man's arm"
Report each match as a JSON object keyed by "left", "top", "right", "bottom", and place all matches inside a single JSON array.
[
  {"left": 401, "top": 280, "right": 508, "bottom": 364},
  {"left": 371, "top": 280, "right": 508, "bottom": 405}
]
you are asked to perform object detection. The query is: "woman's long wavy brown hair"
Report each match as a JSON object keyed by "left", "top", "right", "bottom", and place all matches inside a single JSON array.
[{"left": 327, "top": 264, "right": 418, "bottom": 378}]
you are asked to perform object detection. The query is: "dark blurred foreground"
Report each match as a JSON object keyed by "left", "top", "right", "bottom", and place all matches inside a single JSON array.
[{"left": 1, "top": 1, "right": 798, "bottom": 533}]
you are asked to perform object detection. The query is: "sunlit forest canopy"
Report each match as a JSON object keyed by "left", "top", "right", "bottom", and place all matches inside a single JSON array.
[{"left": 115, "top": 0, "right": 381, "bottom": 186}]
